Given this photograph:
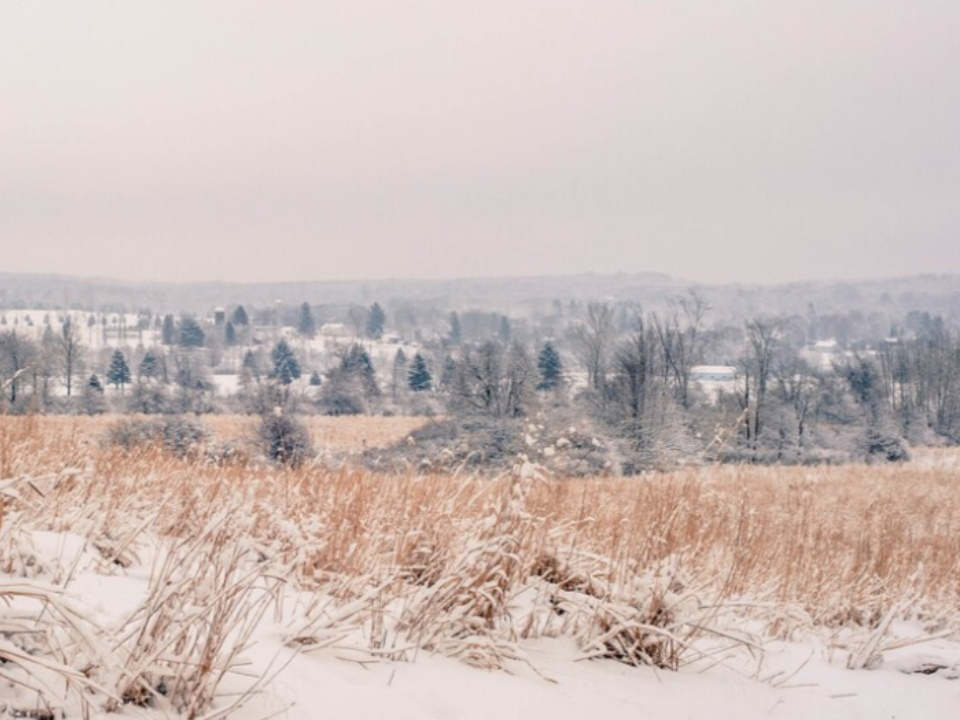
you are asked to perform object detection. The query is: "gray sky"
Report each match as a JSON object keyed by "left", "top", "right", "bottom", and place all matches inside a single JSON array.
[{"left": 2, "top": 1, "right": 958, "bottom": 284}]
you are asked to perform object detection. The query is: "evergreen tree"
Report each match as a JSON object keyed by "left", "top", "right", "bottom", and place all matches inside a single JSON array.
[
  {"left": 498, "top": 315, "right": 512, "bottom": 343},
  {"left": 242, "top": 349, "right": 260, "bottom": 380},
  {"left": 178, "top": 316, "right": 206, "bottom": 348},
  {"left": 224, "top": 320, "right": 237, "bottom": 346},
  {"left": 161, "top": 314, "right": 176, "bottom": 345},
  {"left": 449, "top": 311, "right": 462, "bottom": 344},
  {"left": 341, "top": 343, "right": 379, "bottom": 396},
  {"left": 87, "top": 373, "right": 104, "bottom": 393},
  {"left": 138, "top": 350, "right": 160, "bottom": 382},
  {"left": 366, "top": 302, "right": 386, "bottom": 340},
  {"left": 81, "top": 374, "right": 106, "bottom": 414},
  {"left": 232, "top": 305, "right": 249, "bottom": 326},
  {"left": 440, "top": 354, "right": 457, "bottom": 389},
  {"left": 408, "top": 353, "right": 432, "bottom": 392},
  {"left": 270, "top": 339, "right": 301, "bottom": 385},
  {"left": 391, "top": 348, "right": 408, "bottom": 399},
  {"left": 297, "top": 302, "right": 317, "bottom": 339},
  {"left": 106, "top": 349, "right": 132, "bottom": 393},
  {"left": 536, "top": 342, "right": 564, "bottom": 390},
  {"left": 309, "top": 370, "right": 322, "bottom": 386}
]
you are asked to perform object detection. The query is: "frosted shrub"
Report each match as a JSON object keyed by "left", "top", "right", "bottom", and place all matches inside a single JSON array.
[
  {"left": 105, "top": 416, "right": 209, "bottom": 458},
  {"left": 257, "top": 408, "right": 313, "bottom": 467}
]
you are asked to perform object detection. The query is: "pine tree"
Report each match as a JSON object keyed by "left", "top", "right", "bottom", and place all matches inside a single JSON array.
[
  {"left": 449, "top": 311, "right": 462, "bottom": 344},
  {"left": 309, "top": 370, "right": 322, "bottom": 386},
  {"left": 232, "top": 305, "right": 249, "bottom": 326},
  {"left": 440, "top": 354, "right": 457, "bottom": 389},
  {"left": 270, "top": 340, "right": 301, "bottom": 385},
  {"left": 341, "top": 343, "right": 379, "bottom": 396},
  {"left": 224, "top": 320, "right": 237, "bottom": 346},
  {"left": 106, "top": 349, "right": 132, "bottom": 393},
  {"left": 536, "top": 342, "right": 563, "bottom": 390},
  {"left": 297, "top": 302, "right": 317, "bottom": 339},
  {"left": 179, "top": 316, "right": 206, "bottom": 348},
  {"left": 81, "top": 374, "right": 106, "bottom": 414},
  {"left": 498, "top": 315, "right": 512, "bottom": 343},
  {"left": 242, "top": 349, "right": 260, "bottom": 380},
  {"left": 408, "top": 353, "right": 432, "bottom": 392},
  {"left": 391, "top": 348, "right": 408, "bottom": 399},
  {"left": 161, "top": 314, "right": 176, "bottom": 345},
  {"left": 366, "top": 302, "right": 386, "bottom": 340},
  {"left": 138, "top": 350, "right": 160, "bottom": 382}
]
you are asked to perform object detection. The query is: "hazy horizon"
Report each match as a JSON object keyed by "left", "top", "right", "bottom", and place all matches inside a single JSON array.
[
  {"left": 6, "top": 265, "right": 959, "bottom": 291},
  {"left": 3, "top": 1, "right": 959, "bottom": 285}
]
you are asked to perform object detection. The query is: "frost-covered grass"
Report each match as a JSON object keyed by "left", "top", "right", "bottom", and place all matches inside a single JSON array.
[{"left": 0, "top": 415, "right": 958, "bottom": 718}]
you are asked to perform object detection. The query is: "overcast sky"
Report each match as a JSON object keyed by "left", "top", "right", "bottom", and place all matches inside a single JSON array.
[{"left": 1, "top": 1, "right": 958, "bottom": 285}]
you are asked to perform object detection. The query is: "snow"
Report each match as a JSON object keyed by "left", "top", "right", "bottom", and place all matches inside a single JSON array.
[
  {"left": 0, "top": 307, "right": 158, "bottom": 349},
  {"left": 11, "top": 531, "right": 954, "bottom": 720},
  {"left": 212, "top": 374, "right": 242, "bottom": 396},
  {"left": 221, "top": 627, "right": 960, "bottom": 720}
]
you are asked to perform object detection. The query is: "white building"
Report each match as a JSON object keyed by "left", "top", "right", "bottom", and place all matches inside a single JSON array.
[{"left": 691, "top": 365, "right": 737, "bottom": 382}]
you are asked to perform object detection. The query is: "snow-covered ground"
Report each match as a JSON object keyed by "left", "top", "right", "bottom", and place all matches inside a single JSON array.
[
  {"left": 8, "top": 530, "right": 958, "bottom": 720},
  {"left": 0, "top": 307, "right": 158, "bottom": 349}
]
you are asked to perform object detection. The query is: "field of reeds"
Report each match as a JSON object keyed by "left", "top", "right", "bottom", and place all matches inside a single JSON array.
[{"left": 1, "top": 414, "right": 958, "bottom": 718}]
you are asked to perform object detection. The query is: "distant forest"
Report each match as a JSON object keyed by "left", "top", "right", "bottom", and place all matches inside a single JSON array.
[{"left": 2, "top": 272, "right": 959, "bottom": 473}]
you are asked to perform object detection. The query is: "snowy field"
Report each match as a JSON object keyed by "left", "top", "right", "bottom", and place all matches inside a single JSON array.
[
  {"left": 1, "top": 418, "right": 958, "bottom": 719},
  {"left": 0, "top": 308, "right": 158, "bottom": 349}
]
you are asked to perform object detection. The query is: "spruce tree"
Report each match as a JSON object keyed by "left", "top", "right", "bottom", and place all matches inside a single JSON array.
[
  {"left": 87, "top": 373, "right": 104, "bottom": 393},
  {"left": 161, "top": 314, "right": 176, "bottom": 345},
  {"left": 106, "top": 349, "right": 132, "bottom": 393},
  {"left": 178, "top": 316, "right": 206, "bottom": 348},
  {"left": 341, "top": 343, "right": 379, "bottom": 395},
  {"left": 440, "top": 354, "right": 457, "bottom": 389},
  {"left": 224, "top": 320, "right": 237, "bottom": 346},
  {"left": 498, "top": 315, "right": 512, "bottom": 343},
  {"left": 297, "top": 302, "right": 317, "bottom": 339},
  {"left": 391, "top": 348, "right": 408, "bottom": 398},
  {"left": 366, "top": 302, "right": 386, "bottom": 340},
  {"left": 309, "top": 370, "right": 322, "bottom": 386},
  {"left": 536, "top": 342, "right": 563, "bottom": 390},
  {"left": 408, "top": 353, "right": 432, "bottom": 392},
  {"left": 232, "top": 305, "right": 249, "bottom": 326},
  {"left": 270, "top": 339, "right": 301, "bottom": 385},
  {"left": 449, "top": 311, "right": 462, "bottom": 344},
  {"left": 242, "top": 349, "right": 260, "bottom": 379},
  {"left": 81, "top": 374, "right": 106, "bottom": 414},
  {"left": 138, "top": 350, "right": 160, "bottom": 382}
]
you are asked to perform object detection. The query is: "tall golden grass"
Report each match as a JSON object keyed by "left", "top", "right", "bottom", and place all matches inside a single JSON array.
[{"left": 1, "top": 414, "right": 958, "bottom": 715}]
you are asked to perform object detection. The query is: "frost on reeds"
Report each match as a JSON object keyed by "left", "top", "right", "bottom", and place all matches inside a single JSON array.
[
  {"left": 0, "top": 415, "right": 959, "bottom": 717},
  {"left": 0, "top": 476, "right": 116, "bottom": 719},
  {"left": 108, "top": 515, "right": 282, "bottom": 718}
]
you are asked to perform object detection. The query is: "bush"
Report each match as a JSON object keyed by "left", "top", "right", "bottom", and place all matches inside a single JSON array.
[
  {"left": 863, "top": 426, "right": 911, "bottom": 463},
  {"left": 105, "top": 416, "right": 209, "bottom": 458},
  {"left": 257, "top": 410, "right": 313, "bottom": 467}
]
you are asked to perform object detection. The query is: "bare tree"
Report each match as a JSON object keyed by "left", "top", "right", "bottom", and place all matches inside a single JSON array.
[
  {"left": 572, "top": 302, "right": 615, "bottom": 394},
  {"left": 503, "top": 341, "right": 535, "bottom": 418},
  {"left": 651, "top": 290, "right": 709, "bottom": 409},
  {"left": 772, "top": 349, "right": 821, "bottom": 460},
  {"left": 739, "top": 317, "right": 782, "bottom": 453},
  {"left": 450, "top": 341, "right": 503, "bottom": 416},
  {"left": 0, "top": 330, "right": 38, "bottom": 405},
  {"left": 58, "top": 315, "right": 84, "bottom": 397}
]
